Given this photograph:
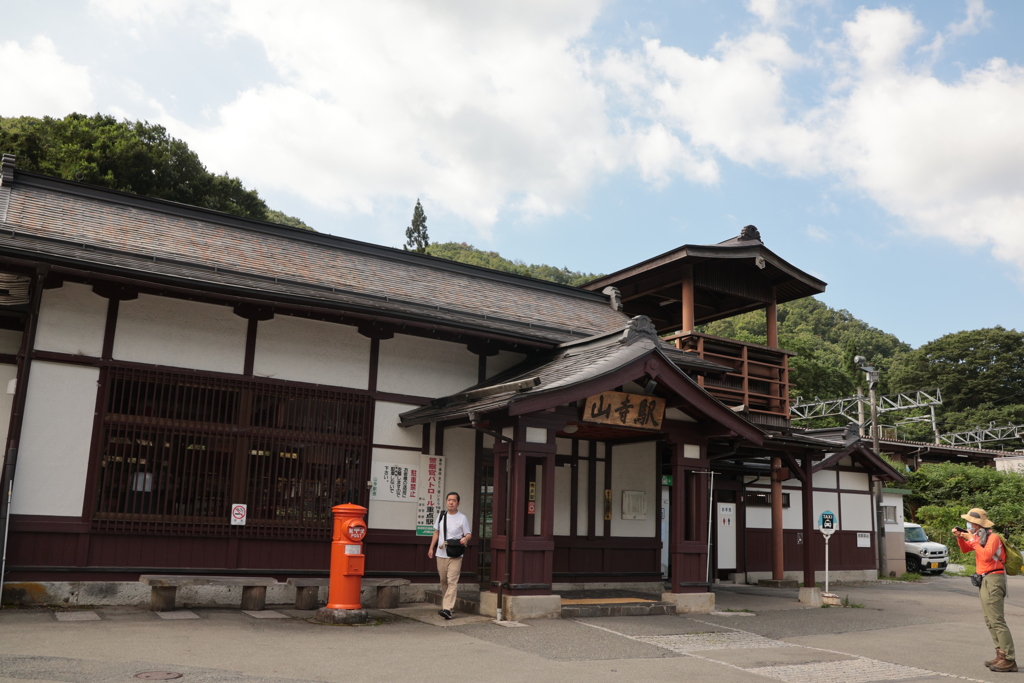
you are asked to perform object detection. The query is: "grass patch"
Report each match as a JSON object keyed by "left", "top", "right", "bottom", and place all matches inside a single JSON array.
[
  {"left": 894, "top": 572, "right": 922, "bottom": 582},
  {"left": 841, "top": 595, "right": 864, "bottom": 608},
  {"left": 720, "top": 608, "right": 754, "bottom": 613}
]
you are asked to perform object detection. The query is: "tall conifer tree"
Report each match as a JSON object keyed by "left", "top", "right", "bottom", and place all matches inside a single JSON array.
[{"left": 404, "top": 199, "right": 429, "bottom": 253}]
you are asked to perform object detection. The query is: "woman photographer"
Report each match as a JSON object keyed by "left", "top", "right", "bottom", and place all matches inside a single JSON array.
[{"left": 953, "top": 507, "right": 1016, "bottom": 673}]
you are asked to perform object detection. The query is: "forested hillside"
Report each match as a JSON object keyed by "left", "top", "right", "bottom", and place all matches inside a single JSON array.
[
  {"left": 425, "top": 242, "right": 599, "bottom": 287},
  {"left": 0, "top": 113, "right": 311, "bottom": 229}
]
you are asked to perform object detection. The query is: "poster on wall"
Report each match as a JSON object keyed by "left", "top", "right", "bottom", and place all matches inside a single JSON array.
[
  {"left": 370, "top": 461, "right": 418, "bottom": 503},
  {"left": 416, "top": 455, "right": 445, "bottom": 536}
]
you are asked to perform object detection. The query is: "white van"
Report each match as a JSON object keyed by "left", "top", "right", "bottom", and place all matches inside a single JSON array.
[{"left": 904, "top": 522, "right": 949, "bottom": 575}]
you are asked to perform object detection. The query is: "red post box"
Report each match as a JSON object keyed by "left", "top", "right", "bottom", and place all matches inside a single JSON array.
[{"left": 326, "top": 503, "right": 367, "bottom": 610}]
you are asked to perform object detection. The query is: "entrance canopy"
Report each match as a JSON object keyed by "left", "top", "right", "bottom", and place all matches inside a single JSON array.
[{"left": 399, "top": 316, "right": 763, "bottom": 444}]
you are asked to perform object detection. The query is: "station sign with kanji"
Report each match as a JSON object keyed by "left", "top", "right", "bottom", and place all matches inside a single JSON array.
[{"left": 583, "top": 391, "right": 666, "bottom": 431}]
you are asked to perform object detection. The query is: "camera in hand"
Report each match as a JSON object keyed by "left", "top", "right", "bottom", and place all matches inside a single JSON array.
[{"left": 955, "top": 526, "right": 967, "bottom": 534}]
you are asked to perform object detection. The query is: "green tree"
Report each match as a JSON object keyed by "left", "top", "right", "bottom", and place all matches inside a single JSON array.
[
  {"left": 424, "top": 242, "right": 600, "bottom": 286},
  {"left": 902, "top": 462, "right": 1024, "bottom": 567},
  {"left": 701, "top": 297, "right": 909, "bottom": 406},
  {"left": 264, "top": 209, "right": 314, "bottom": 231},
  {"left": 404, "top": 199, "right": 429, "bottom": 253},
  {"left": 0, "top": 113, "right": 312, "bottom": 228}
]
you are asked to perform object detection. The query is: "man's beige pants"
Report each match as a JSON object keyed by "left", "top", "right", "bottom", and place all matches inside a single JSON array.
[
  {"left": 982, "top": 573, "right": 1015, "bottom": 660},
  {"left": 437, "top": 556, "right": 463, "bottom": 611}
]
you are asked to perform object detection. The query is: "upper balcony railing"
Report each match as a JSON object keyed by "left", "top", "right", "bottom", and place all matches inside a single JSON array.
[{"left": 663, "top": 332, "right": 794, "bottom": 428}]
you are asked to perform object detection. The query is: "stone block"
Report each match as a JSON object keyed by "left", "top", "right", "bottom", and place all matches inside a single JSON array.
[
  {"left": 479, "top": 592, "right": 561, "bottom": 620},
  {"left": 798, "top": 586, "right": 822, "bottom": 607},
  {"left": 660, "top": 592, "right": 714, "bottom": 613},
  {"left": 315, "top": 607, "right": 368, "bottom": 624}
]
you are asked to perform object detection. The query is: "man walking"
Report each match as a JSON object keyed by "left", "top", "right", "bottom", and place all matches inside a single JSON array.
[
  {"left": 428, "top": 492, "right": 471, "bottom": 620},
  {"left": 954, "top": 508, "right": 1016, "bottom": 673}
]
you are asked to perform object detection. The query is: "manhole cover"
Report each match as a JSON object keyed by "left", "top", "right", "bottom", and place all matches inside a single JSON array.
[{"left": 134, "top": 673, "right": 183, "bottom": 680}]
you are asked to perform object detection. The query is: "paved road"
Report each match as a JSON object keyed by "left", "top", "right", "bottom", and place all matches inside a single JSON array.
[{"left": 2, "top": 574, "right": 1022, "bottom": 682}]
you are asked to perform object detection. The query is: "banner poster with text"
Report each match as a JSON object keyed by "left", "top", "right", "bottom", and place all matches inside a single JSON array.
[
  {"left": 416, "top": 455, "right": 445, "bottom": 536},
  {"left": 370, "top": 461, "right": 418, "bottom": 503}
]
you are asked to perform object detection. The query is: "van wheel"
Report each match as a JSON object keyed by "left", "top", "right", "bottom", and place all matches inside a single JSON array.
[{"left": 905, "top": 555, "right": 921, "bottom": 573}]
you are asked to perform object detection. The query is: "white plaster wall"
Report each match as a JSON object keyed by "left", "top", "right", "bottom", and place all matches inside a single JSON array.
[
  {"left": 0, "top": 329, "right": 21, "bottom": 355},
  {"left": 610, "top": 441, "right": 656, "bottom": 537},
  {"left": 253, "top": 315, "right": 370, "bottom": 388},
  {"left": 840, "top": 471, "right": 870, "bottom": 491},
  {"left": 377, "top": 334, "right": 478, "bottom": 398},
  {"left": 882, "top": 491, "right": 906, "bottom": 533},
  {"left": 576, "top": 459, "right": 589, "bottom": 536},
  {"left": 745, "top": 487, "right": 804, "bottom": 529},
  {"left": 840, "top": 492, "right": 874, "bottom": 530},
  {"left": 812, "top": 470, "right": 837, "bottom": 488},
  {"left": 34, "top": 282, "right": 107, "bottom": 357},
  {"left": 113, "top": 294, "right": 246, "bottom": 373},
  {"left": 556, "top": 438, "right": 572, "bottom": 456},
  {"left": 11, "top": 362, "right": 99, "bottom": 516},
  {"left": 486, "top": 351, "right": 526, "bottom": 379},
  {"left": 594, "top": 453, "right": 606, "bottom": 536},
  {"left": 554, "top": 464, "right": 572, "bottom": 536},
  {"left": 812, "top": 491, "right": 840, "bottom": 529},
  {"left": 0, "top": 364, "right": 17, "bottom": 451},
  {"left": 367, "top": 448, "right": 421, "bottom": 530},
  {"left": 373, "top": 402, "right": 422, "bottom": 448},
  {"left": 442, "top": 426, "right": 475, "bottom": 524}
]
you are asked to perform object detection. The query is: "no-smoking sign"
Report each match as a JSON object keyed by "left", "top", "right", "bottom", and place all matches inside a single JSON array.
[{"left": 231, "top": 503, "right": 247, "bottom": 526}]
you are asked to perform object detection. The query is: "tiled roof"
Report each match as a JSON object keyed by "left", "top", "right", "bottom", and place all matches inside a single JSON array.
[{"left": 0, "top": 170, "right": 629, "bottom": 344}]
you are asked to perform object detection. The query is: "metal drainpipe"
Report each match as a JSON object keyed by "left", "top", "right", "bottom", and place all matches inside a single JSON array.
[
  {"left": 0, "top": 267, "right": 47, "bottom": 597},
  {"left": 468, "top": 413, "right": 513, "bottom": 622}
]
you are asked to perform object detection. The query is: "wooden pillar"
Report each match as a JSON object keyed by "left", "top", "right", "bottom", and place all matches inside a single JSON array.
[
  {"left": 766, "top": 296, "right": 778, "bottom": 348},
  {"left": 680, "top": 265, "right": 695, "bottom": 333},
  {"left": 771, "top": 456, "right": 784, "bottom": 580},
  {"left": 801, "top": 454, "right": 815, "bottom": 588}
]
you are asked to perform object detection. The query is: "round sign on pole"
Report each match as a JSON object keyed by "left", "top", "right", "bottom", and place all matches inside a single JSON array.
[{"left": 231, "top": 503, "right": 247, "bottom": 526}]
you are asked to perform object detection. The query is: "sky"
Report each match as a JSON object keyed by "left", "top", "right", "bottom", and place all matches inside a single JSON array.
[{"left": 2, "top": 0, "right": 1023, "bottom": 348}]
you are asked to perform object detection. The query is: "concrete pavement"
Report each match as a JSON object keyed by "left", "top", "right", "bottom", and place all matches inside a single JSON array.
[{"left": 1, "top": 574, "right": 1022, "bottom": 682}]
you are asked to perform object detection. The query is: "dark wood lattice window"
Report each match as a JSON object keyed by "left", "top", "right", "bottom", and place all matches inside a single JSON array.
[{"left": 91, "top": 368, "right": 371, "bottom": 538}]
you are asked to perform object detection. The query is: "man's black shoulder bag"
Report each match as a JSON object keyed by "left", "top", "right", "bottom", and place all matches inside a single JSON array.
[{"left": 441, "top": 511, "right": 465, "bottom": 558}]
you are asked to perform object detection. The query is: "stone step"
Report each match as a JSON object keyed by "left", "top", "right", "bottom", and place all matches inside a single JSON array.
[
  {"left": 560, "top": 601, "right": 676, "bottom": 618},
  {"left": 424, "top": 591, "right": 481, "bottom": 615}
]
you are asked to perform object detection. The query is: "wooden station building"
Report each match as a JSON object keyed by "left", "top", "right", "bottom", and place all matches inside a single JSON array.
[{"left": 0, "top": 155, "right": 903, "bottom": 615}]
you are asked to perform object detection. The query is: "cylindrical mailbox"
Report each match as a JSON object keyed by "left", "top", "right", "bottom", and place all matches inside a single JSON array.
[{"left": 327, "top": 503, "right": 367, "bottom": 610}]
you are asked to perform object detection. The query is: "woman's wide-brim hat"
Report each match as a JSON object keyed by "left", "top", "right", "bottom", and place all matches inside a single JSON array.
[{"left": 961, "top": 508, "right": 995, "bottom": 528}]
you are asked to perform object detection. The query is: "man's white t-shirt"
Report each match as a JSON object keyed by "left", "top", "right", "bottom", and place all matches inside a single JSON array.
[{"left": 434, "top": 510, "right": 471, "bottom": 559}]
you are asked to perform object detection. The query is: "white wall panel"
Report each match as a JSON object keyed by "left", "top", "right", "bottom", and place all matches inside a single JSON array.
[
  {"left": 442, "top": 427, "right": 476, "bottom": 524},
  {"left": 812, "top": 470, "right": 837, "bottom": 488},
  {"left": 377, "top": 334, "right": 478, "bottom": 398},
  {"left": 0, "top": 329, "right": 21, "bottom": 355},
  {"left": 486, "top": 351, "right": 527, "bottom": 379},
  {"left": 594, "top": 452, "right": 606, "bottom": 536},
  {"left": 35, "top": 282, "right": 107, "bottom": 357},
  {"left": 11, "top": 362, "right": 99, "bottom": 516},
  {"left": 812, "top": 491, "right": 840, "bottom": 528},
  {"left": 253, "top": 316, "right": 370, "bottom": 388},
  {"left": 610, "top": 441, "right": 656, "bottom": 537},
  {"left": 554, "top": 464, "right": 572, "bottom": 536},
  {"left": 114, "top": 294, "right": 246, "bottom": 373},
  {"left": 746, "top": 505, "right": 770, "bottom": 529},
  {"left": 745, "top": 487, "right": 805, "bottom": 529},
  {"left": 839, "top": 471, "right": 870, "bottom": 491},
  {"left": 556, "top": 438, "right": 573, "bottom": 456},
  {"left": 840, "top": 492, "right": 874, "bottom": 530},
  {"left": 372, "top": 402, "right": 423, "bottom": 448},
  {"left": 0, "top": 364, "right": 17, "bottom": 455},
  {"left": 576, "top": 459, "right": 589, "bottom": 536}
]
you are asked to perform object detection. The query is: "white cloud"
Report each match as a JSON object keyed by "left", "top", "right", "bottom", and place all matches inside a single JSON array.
[
  {"left": 0, "top": 37, "right": 92, "bottom": 118},
  {"left": 604, "top": 1, "right": 1024, "bottom": 272}
]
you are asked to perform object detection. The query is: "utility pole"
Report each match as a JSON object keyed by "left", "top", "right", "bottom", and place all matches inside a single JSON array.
[{"left": 855, "top": 356, "right": 886, "bottom": 577}]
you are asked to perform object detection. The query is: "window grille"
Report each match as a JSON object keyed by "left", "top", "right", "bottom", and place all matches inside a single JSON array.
[
  {"left": 91, "top": 367, "right": 371, "bottom": 538},
  {"left": 745, "top": 491, "right": 790, "bottom": 508}
]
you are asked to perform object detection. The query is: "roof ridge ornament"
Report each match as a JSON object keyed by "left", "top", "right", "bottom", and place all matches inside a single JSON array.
[
  {"left": 602, "top": 286, "right": 623, "bottom": 312},
  {"left": 738, "top": 224, "right": 761, "bottom": 241},
  {"left": 619, "top": 315, "right": 659, "bottom": 345},
  {"left": 0, "top": 154, "right": 14, "bottom": 187}
]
